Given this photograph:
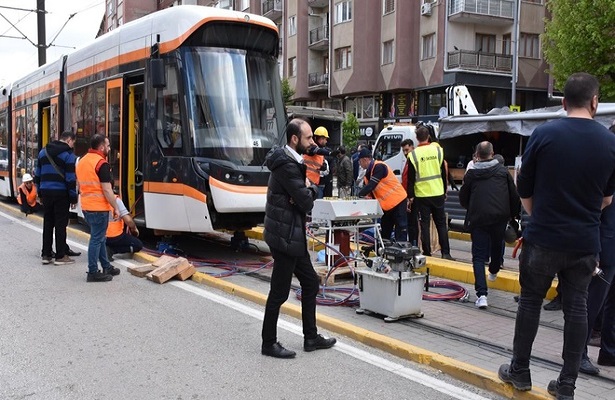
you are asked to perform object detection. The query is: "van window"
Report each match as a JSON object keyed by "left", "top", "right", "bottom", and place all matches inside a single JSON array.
[{"left": 374, "top": 135, "right": 402, "bottom": 161}]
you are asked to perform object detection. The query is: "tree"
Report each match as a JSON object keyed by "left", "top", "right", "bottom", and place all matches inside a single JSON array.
[
  {"left": 543, "top": 0, "right": 615, "bottom": 100},
  {"left": 281, "top": 78, "right": 295, "bottom": 105},
  {"left": 341, "top": 112, "right": 360, "bottom": 150}
]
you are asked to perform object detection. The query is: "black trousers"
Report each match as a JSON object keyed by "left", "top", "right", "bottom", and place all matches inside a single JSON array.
[
  {"left": 261, "top": 248, "right": 320, "bottom": 347},
  {"left": 415, "top": 195, "right": 450, "bottom": 255},
  {"left": 41, "top": 194, "right": 70, "bottom": 259}
]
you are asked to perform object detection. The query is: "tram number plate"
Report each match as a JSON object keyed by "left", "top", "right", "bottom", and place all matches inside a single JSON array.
[{"left": 252, "top": 139, "right": 262, "bottom": 148}]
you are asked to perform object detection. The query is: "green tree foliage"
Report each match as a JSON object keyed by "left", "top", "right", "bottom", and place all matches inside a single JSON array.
[
  {"left": 543, "top": 0, "right": 615, "bottom": 100},
  {"left": 281, "top": 78, "right": 295, "bottom": 105},
  {"left": 341, "top": 112, "right": 360, "bottom": 150}
]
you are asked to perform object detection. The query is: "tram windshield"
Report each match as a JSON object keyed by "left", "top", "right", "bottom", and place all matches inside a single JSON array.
[{"left": 183, "top": 47, "right": 285, "bottom": 166}]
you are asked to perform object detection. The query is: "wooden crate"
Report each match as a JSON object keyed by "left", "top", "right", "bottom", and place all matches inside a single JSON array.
[{"left": 315, "top": 266, "right": 355, "bottom": 286}]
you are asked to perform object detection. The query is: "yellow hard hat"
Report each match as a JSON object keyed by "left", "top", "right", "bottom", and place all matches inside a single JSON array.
[{"left": 314, "top": 126, "right": 329, "bottom": 138}]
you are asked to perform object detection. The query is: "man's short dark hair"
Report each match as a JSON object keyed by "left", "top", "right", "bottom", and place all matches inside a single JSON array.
[
  {"left": 60, "top": 131, "right": 75, "bottom": 141},
  {"left": 564, "top": 72, "right": 599, "bottom": 109},
  {"left": 477, "top": 141, "right": 493, "bottom": 160},
  {"left": 416, "top": 126, "right": 430, "bottom": 142},
  {"left": 286, "top": 118, "right": 308, "bottom": 143},
  {"left": 337, "top": 145, "right": 346, "bottom": 155},
  {"left": 400, "top": 139, "right": 414, "bottom": 147},
  {"left": 90, "top": 134, "right": 107, "bottom": 150}
]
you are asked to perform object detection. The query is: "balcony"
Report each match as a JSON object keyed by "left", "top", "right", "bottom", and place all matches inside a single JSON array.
[
  {"left": 447, "top": 49, "right": 512, "bottom": 73},
  {"left": 309, "top": 25, "right": 329, "bottom": 50},
  {"left": 308, "top": 72, "right": 328, "bottom": 92},
  {"left": 308, "top": 0, "right": 329, "bottom": 7},
  {"left": 262, "top": 0, "right": 282, "bottom": 21},
  {"left": 448, "top": 0, "right": 514, "bottom": 26}
]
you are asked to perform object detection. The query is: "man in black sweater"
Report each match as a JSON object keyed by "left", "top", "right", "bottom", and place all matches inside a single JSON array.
[{"left": 460, "top": 141, "right": 519, "bottom": 309}]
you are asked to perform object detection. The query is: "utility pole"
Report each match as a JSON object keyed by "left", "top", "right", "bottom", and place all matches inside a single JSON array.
[
  {"left": 37, "top": 0, "right": 46, "bottom": 66},
  {"left": 511, "top": 0, "right": 520, "bottom": 108}
]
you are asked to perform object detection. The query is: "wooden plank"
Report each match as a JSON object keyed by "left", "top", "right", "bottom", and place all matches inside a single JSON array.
[
  {"left": 175, "top": 264, "right": 197, "bottom": 281},
  {"left": 315, "top": 266, "right": 355, "bottom": 286},
  {"left": 147, "top": 256, "right": 188, "bottom": 284},
  {"left": 152, "top": 254, "right": 178, "bottom": 268},
  {"left": 128, "top": 264, "right": 156, "bottom": 278}
]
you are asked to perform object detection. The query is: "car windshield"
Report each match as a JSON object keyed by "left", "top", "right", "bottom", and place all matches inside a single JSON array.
[{"left": 183, "top": 47, "right": 285, "bottom": 166}]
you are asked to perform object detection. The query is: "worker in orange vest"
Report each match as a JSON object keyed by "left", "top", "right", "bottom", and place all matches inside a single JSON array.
[
  {"left": 106, "top": 192, "right": 143, "bottom": 260},
  {"left": 302, "top": 126, "right": 338, "bottom": 198},
  {"left": 17, "top": 173, "right": 41, "bottom": 215}
]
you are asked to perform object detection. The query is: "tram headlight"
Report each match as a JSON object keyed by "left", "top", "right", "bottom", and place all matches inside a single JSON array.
[
  {"left": 225, "top": 173, "right": 232, "bottom": 180},
  {"left": 237, "top": 174, "right": 245, "bottom": 183}
]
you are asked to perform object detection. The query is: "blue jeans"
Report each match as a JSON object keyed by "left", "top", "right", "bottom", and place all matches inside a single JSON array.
[
  {"left": 84, "top": 211, "right": 112, "bottom": 274},
  {"left": 511, "top": 241, "right": 595, "bottom": 385},
  {"left": 381, "top": 200, "right": 408, "bottom": 242},
  {"left": 470, "top": 221, "right": 506, "bottom": 297}
]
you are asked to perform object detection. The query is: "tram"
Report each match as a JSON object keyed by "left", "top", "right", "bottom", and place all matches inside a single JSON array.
[{"left": 0, "top": 6, "right": 287, "bottom": 235}]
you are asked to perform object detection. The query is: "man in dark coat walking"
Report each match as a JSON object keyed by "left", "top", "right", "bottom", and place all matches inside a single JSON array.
[
  {"left": 261, "top": 118, "right": 336, "bottom": 359},
  {"left": 459, "top": 141, "right": 520, "bottom": 309}
]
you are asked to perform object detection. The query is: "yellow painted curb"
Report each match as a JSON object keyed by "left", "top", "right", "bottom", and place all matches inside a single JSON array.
[{"left": 189, "top": 270, "right": 551, "bottom": 400}]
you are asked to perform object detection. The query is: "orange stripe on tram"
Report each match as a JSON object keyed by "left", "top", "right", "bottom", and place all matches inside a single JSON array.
[
  {"left": 209, "top": 176, "right": 267, "bottom": 195},
  {"left": 143, "top": 181, "right": 206, "bottom": 203}
]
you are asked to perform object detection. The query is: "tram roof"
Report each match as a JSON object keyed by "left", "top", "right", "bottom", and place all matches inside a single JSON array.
[{"left": 65, "top": 5, "right": 278, "bottom": 84}]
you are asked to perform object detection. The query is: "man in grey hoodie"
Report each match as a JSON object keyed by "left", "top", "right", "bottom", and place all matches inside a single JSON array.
[{"left": 459, "top": 141, "right": 520, "bottom": 309}]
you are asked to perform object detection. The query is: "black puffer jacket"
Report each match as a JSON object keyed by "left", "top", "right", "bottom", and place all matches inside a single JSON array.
[
  {"left": 459, "top": 159, "right": 520, "bottom": 230},
  {"left": 263, "top": 147, "right": 318, "bottom": 255}
]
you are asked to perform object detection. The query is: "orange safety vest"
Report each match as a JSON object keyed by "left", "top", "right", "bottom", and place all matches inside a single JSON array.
[
  {"left": 363, "top": 160, "right": 407, "bottom": 211},
  {"left": 106, "top": 195, "right": 124, "bottom": 238},
  {"left": 17, "top": 183, "right": 37, "bottom": 207},
  {"left": 303, "top": 153, "right": 324, "bottom": 185},
  {"left": 76, "top": 151, "right": 112, "bottom": 212}
]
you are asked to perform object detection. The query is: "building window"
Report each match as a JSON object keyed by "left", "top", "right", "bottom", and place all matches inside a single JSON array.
[
  {"left": 239, "top": 0, "right": 249, "bottom": 10},
  {"left": 422, "top": 33, "right": 435, "bottom": 60},
  {"left": 523, "top": 0, "right": 543, "bottom": 4},
  {"left": 382, "top": 40, "right": 394, "bottom": 65},
  {"left": 475, "top": 33, "right": 496, "bottom": 53},
  {"left": 362, "top": 96, "right": 379, "bottom": 119},
  {"left": 519, "top": 33, "right": 540, "bottom": 59},
  {"left": 288, "top": 15, "right": 296, "bottom": 36},
  {"left": 289, "top": 57, "right": 297, "bottom": 77},
  {"left": 335, "top": 46, "right": 352, "bottom": 70},
  {"left": 383, "top": 0, "right": 394, "bottom": 14},
  {"left": 502, "top": 34, "right": 511, "bottom": 55},
  {"left": 334, "top": 1, "right": 352, "bottom": 24}
]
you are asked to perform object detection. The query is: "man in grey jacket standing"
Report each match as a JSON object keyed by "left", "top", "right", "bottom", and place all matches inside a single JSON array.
[
  {"left": 261, "top": 118, "right": 336, "bottom": 359},
  {"left": 336, "top": 145, "right": 353, "bottom": 198}
]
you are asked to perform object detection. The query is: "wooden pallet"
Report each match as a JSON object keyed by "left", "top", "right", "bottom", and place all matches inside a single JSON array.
[{"left": 315, "top": 265, "right": 355, "bottom": 286}]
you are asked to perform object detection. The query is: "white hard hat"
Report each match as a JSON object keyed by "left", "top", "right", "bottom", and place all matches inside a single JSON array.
[{"left": 22, "top": 173, "right": 33, "bottom": 183}]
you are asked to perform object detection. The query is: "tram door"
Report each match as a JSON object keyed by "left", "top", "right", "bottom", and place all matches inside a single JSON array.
[
  {"left": 126, "top": 83, "right": 144, "bottom": 221},
  {"left": 106, "top": 79, "right": 123, "bottom": 196}
]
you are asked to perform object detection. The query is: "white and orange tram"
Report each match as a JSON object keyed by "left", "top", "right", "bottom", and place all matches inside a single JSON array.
[{"left": 0, "top": 5, "right": 287, "bottom": 236}]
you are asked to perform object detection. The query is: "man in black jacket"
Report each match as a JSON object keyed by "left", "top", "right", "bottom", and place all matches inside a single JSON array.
[
  {"left": 261, "top": 118, "right": 336, "bottom": 359},
  {"left": 460, "top": 141, "right": 520, "bottom": 309}
]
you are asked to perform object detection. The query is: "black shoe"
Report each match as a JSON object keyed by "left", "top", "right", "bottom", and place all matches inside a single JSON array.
[
  {"left": 597, "top": 353, "right": 615, "bottom": 366},
  {"left": 547, "top": 379, "right": 575, "bottom": 400},
  {"left": 579, "top": 356, "right": 600, "bottom": 375},
  {"left": 86, "top": 271, "right": 113, "bottom": 282},
  {"left": 261, "top": 342, "right": 296, "bottom": 359},
  {"left": 304, "top": 334, "right": 337, "bottom": 352},
  {"left": 543, "top": 297, "right": 562, "bottom": 311},
  {"left": 103, "top": 265, "right": 121, "bottom": 276},
  {"left": 441, "top": 253, "right": 455, "bottom": 261},
  {"left": 498, "top": 364, "right": 532, "bottom": 391},
  {"left": 66, "top": 248, "right": 81, "bottom": 257}
]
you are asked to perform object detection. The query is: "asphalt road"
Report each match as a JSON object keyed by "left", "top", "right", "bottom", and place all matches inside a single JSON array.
[{"left": 0, "top": 207, "right": 502, "bottom": 400}]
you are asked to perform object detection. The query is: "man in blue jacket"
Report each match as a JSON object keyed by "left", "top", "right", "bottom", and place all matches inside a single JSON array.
[
  {"left": 261, "top": 118, "right": 336, "bottom": 359},
  {"left": 35, "top": 131, "right": 79, "bottom": 265}
]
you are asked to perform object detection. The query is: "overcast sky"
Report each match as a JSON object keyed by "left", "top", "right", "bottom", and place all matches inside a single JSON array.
[{"left": 0, "top": 0, "right": 105, "bottom": 85}]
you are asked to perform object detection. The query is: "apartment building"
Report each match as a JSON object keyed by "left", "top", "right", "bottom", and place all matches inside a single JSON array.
[{"left": 104, "top": 0, "right": 552, "bottom": 139}]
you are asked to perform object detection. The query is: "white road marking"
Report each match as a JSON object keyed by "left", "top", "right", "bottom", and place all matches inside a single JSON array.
[{"left": 170, "top": 281, "right": 491, "bottom": 400}]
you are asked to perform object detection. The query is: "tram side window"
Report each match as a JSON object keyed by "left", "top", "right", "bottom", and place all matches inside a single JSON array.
[
  {"left": 0, "top": 113, "right": 7, "bottom": 171},
  {"left": 156, "top": 65, "right": 182, "bottom": 153}
]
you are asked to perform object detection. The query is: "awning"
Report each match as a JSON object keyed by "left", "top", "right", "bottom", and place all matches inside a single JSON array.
[
  {"left": 438, "top": 103, "right": 615, "bottom": 140},
  {"left": 286, "top": 105, "right": 345, "bottom": 122}
]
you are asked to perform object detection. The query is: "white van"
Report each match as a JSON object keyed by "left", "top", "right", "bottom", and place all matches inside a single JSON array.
[{"left": 372, "top": 124, "right": 419, "bottom": 180}]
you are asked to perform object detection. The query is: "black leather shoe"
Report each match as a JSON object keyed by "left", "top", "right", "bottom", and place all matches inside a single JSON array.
[
  {"left": 66, "top": 248, "right": 81, "bottom": 257},
  {"left": 547, "top": 379, "right": 575, "bottom": 400},
  {"left": 579, "top": 356, "right": 600, "bottom": 375},
  {"left": 498, "top": 364, "right": 532, "bottom": 391},
  {"left": 441, "top": 253, "right": 455, "bottom": 261},
  {"left": 261, "top": 342, "right": 296, "bottom": 359},
  {"left": 103, "top": 265, "right": 121, "bottom": 276},
  {"left": 304, "top": 334, "right": 336, "bottom": 352},
  {"left": 543, "top": 297, "right": 562, "bottom": 311}
]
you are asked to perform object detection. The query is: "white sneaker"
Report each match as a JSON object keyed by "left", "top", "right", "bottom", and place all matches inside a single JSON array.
[
  {"left": 488, "top": 272, "right": 498, "bottom": 282},
  {"left": 476, "top": 295, "right": 488, "bottom": 309}
]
